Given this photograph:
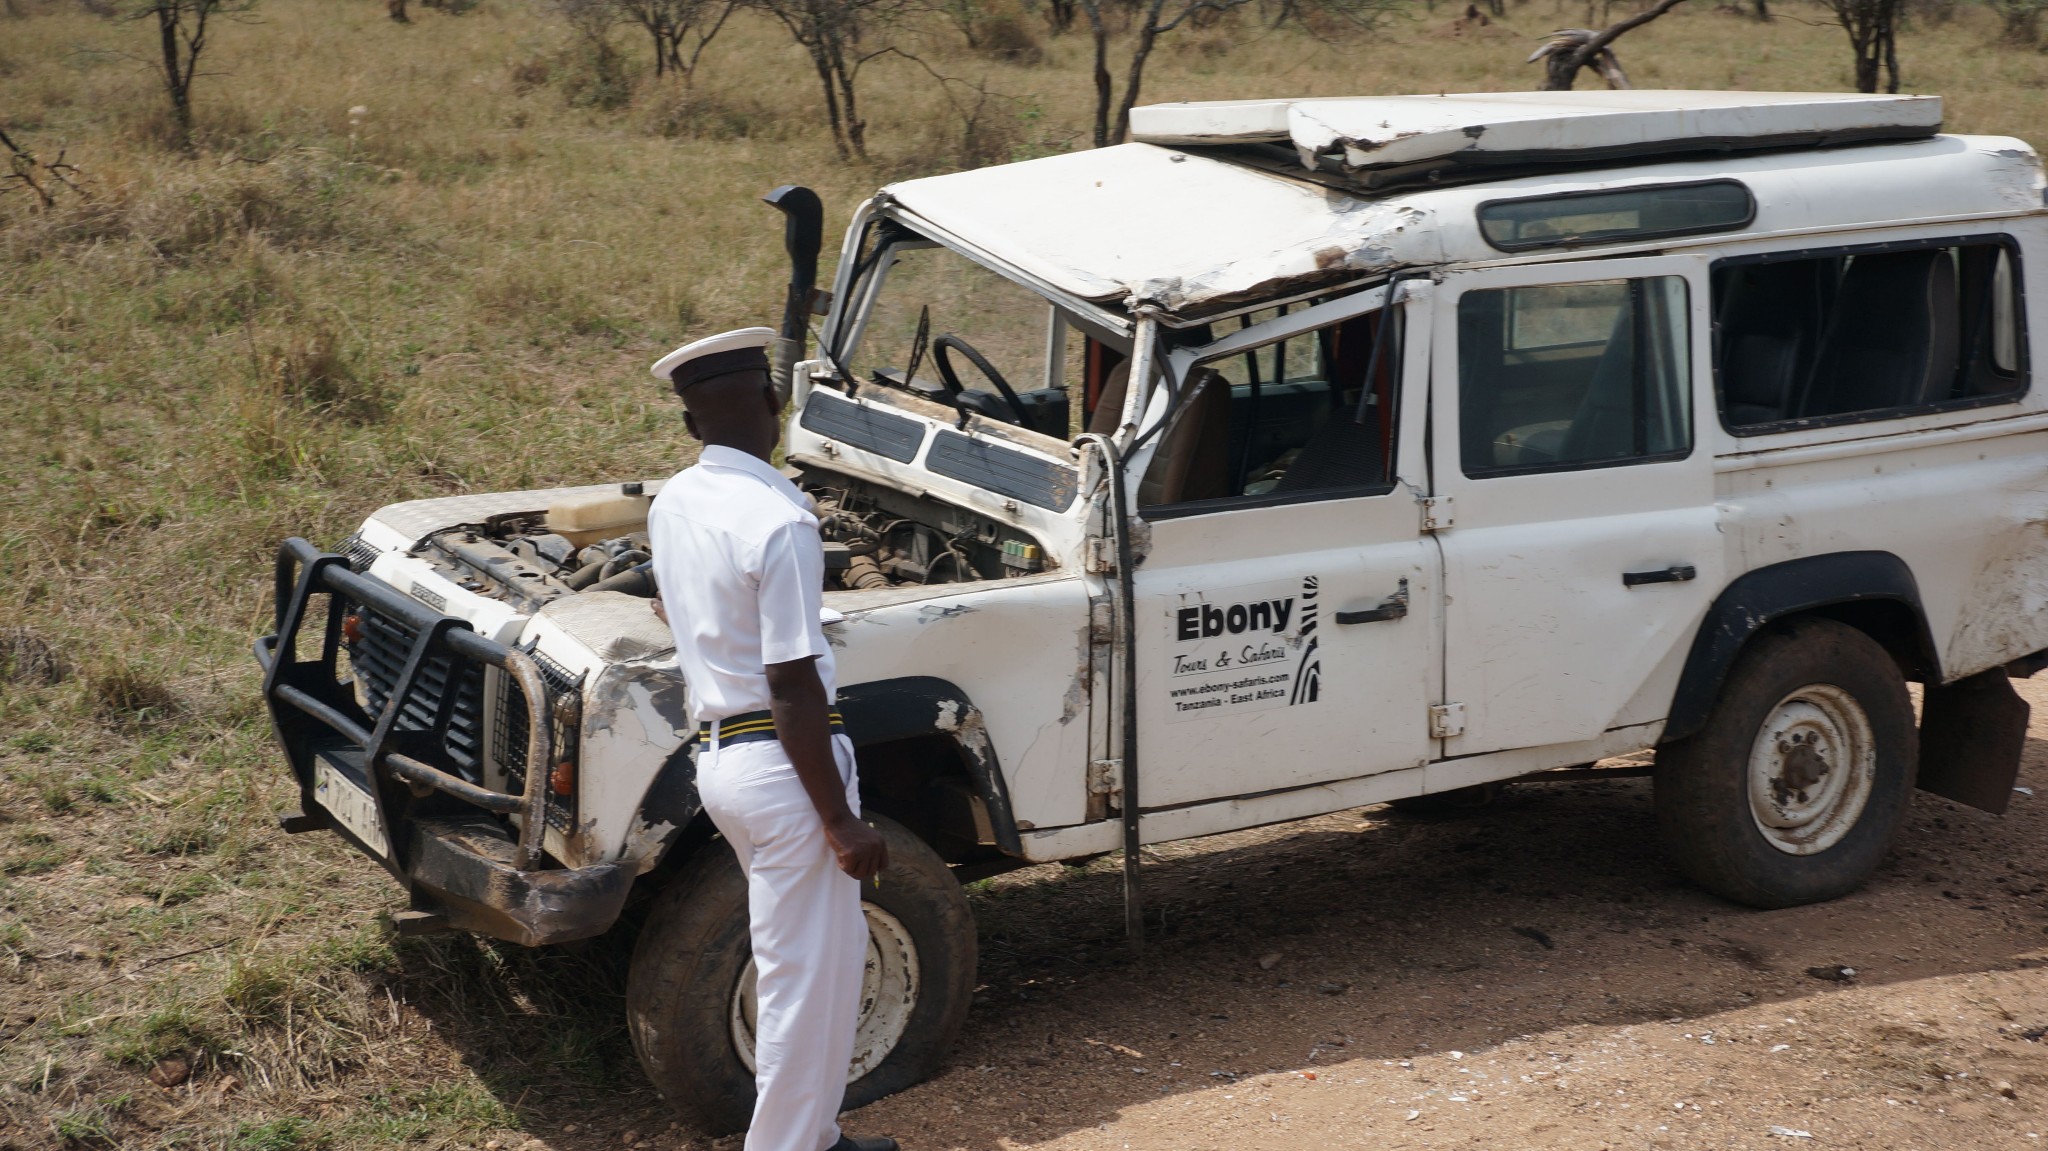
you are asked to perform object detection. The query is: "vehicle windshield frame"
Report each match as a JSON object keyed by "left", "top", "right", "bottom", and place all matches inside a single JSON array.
[
  {"left": 817, "top": 208, "right": 1142, "bottom": 450},
  {"left": 824, "top": 207, "right": 1135, "bottom": 365}
]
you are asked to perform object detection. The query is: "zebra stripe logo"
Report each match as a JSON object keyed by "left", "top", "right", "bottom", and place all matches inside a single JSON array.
[{"left": 1290, "top": 575, "right": 1321, "bottom": 706}]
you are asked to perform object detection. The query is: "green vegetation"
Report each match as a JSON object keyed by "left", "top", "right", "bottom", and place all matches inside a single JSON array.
[{"left": 4, "top": 0, "right": 2048, "bottom": 1144}]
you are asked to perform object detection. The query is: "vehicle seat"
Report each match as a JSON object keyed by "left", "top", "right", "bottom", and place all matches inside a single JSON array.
[
  {"left": 1800, "top": 249, "right": 1959, "bottom": 417},
  {"left": 1137, "top": 371, "right": 1232, "bottom": 506},
  {"left": 1087, "top": 361, "right": 1132, "bottom": 436},
  {"left": 1273, "top": 393, "right": 1386, "bottom": 492},
  {"left": 1716, "top": 260, "right": 1824, "bottom": 427},
  {"left": 1558, "top": 307, "right": 1641, "bottom": 463}
]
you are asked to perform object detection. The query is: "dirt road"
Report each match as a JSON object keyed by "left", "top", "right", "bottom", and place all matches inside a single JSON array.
[
  {"left": 580, "top": 680, "right": 2048, "bottom": 1151},
  {"left": 21, "top": 679, "right": 2048, "bottom": 1151}
]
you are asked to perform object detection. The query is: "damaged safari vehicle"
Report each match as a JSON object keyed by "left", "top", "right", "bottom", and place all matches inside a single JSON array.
[{"left": 258, "top": 90, "right": 2048, "bottom": 1128}]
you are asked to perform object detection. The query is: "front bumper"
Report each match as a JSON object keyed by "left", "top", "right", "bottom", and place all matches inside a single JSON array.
[{"left": 256, "top": 538, "right": 630, "bottom": 946}]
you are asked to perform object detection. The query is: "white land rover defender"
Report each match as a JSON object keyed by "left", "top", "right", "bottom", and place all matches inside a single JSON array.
[{"left": 257, "top": 90, "right": 2048, "bottom": 1129}]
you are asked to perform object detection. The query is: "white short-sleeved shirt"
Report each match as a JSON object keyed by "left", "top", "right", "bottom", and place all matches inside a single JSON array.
[{"left": 647, "top": 445, "right": 836, "bottom": 724}]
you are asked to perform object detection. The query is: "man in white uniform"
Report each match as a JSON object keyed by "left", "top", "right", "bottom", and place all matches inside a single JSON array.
[{"left": 646, "top": 328, "right": 895, "bottom": 1151}]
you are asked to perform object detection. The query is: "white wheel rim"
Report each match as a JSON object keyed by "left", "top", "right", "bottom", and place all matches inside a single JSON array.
[
  {"left": 729, "top": 902, "right": 920, "bottom": 1082},
  {"left": 1746, "top": 683, "right": 1876, "bottom": 856}
]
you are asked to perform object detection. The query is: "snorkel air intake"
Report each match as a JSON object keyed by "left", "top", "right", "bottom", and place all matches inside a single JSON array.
[{"left": 763, "top": 185, "right": 824, "bottom": 405}]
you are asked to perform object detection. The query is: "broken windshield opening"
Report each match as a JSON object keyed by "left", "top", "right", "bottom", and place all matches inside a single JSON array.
[{"left": 837, "top": 237, "right": 1098, "bottom": 440}]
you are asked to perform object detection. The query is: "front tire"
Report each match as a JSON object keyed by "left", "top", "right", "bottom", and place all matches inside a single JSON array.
[
  {"left": 626, "top": 813, "right": 977, "bottom": 1134},
  {"left": 1655, "top": 617, "right": 1918, "bottom": 909}
]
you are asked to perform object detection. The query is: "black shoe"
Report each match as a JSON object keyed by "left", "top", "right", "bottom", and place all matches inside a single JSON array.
[{"left": 828, "top": 1136, "right": 898, "bottom": 1151}]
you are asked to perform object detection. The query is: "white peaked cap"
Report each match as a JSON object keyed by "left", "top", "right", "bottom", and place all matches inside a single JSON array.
[{"left": 650, "top": 326, "right": 777, "bottom": 383}]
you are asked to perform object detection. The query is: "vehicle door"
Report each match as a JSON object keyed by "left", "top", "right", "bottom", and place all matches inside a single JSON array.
[
  {"left": 1128, "top": 286, "right": 1441, "bottom": 809},
  {"left": 1428, "top": 255, "right": 1722, "bottom": 757}
]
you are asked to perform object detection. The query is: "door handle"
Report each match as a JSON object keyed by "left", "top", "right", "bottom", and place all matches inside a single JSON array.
[
  {"left": 1622, "top": 564, "right": 1697, "bottom": 588},
  {"left": 1336, "top": 582, "right": 1410, "bottom": 625}
]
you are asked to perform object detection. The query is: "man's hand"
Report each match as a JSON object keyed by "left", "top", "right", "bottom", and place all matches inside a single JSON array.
[
  {"left": 764, "top": 655, "right": 888, "bottom": 881},
  {"left": 823, "top": 812, "right": 889, "bottom": 881}
]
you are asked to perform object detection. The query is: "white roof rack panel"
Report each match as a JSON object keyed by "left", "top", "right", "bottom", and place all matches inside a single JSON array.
[{"left": 1130, "top": 91, "right": 1942, "bottom": 176}]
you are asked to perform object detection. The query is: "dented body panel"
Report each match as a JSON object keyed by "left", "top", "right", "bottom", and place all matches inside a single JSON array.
[
  {"left": 1130, "top": 91, "right": 1943, "bottom": 179},
  {"left": 823, "top": 571, "right": 1096, "bottom": 840}
]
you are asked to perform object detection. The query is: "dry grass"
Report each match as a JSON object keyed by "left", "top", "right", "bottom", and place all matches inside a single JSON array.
[{"left": 3, "top": 0, "right": 2048, "bottom": 1146}]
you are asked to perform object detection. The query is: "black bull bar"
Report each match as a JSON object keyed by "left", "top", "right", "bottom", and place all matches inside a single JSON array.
[{"left": 254, "top": 538, "right": 629, "bottom": 945}]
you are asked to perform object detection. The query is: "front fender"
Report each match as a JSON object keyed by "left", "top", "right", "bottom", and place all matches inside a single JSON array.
[{"left": 838, "top": 676, "right": 1022, "bottom": 856}]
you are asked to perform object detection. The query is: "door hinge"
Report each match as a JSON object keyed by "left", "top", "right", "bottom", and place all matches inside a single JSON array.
[
  {"left": 1428, "top": 702, "right": 1466, "bottom": 739},
  {"left": 1089, "top": 599, "right": 1117, "bottom": 644},
  {"left": 1088, "top": 759, "right": 1123, "bottom": 798},
  {"left": 1421, "top": 495, "right": 1455, "bottom": 534},
  {"left": 1085, "top": 538, "right": 1117, "bottom": 574}
]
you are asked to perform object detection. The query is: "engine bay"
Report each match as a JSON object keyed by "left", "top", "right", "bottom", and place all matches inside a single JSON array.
[{"left": 383, "top": 469, "right": 1051, "bottom": 614}]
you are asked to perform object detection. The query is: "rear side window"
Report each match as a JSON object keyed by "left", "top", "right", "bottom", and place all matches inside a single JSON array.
[
  {"left": 1712, "top": 238, "right": 2027, "bottom": 434},
  {"left": 1458, "top": 276, "right": 1692, "bottom": 477},
  {"left": 1479, "top": 181, "right": 1754, "bottom": 253}
]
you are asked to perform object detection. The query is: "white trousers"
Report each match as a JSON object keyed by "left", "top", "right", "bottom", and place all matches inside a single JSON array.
[{"left": 696, "top": 731, "right": 866, "bottom": 1151}]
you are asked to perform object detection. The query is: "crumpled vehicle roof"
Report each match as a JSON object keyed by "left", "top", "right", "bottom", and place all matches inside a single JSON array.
[{"left": 883, "top": 143, "right": 1439, "bottom": 316}]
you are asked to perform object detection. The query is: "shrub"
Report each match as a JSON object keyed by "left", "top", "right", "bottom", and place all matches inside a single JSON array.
[
  {"left": 270, "top": 327, "right": 388, "bottom": 424},
  {"left": 510, "top": 55, "right": 552, "bottom": 93},
  {"left": 105, "top": 1007, "right": 216, "bottom": 1067},
  {"left": 0, "top": 627, "right": 67, "bottom": 686},
  {"left": 5, "top": 151, "right": 362, "bottom": 263},
  {"left": 560, "top": 39, "right": 632, "bottom": 110},
  {"left": 972, "top": 12, "right": 1044, "bottom": 61},
  {"left": 87, "top": 663, "right": 184, "bottom": 729}
]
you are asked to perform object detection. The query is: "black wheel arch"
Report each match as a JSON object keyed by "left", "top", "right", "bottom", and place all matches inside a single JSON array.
[
  {"left": 632, "top": 675, "right": 1022, "bottom": 881},
  {"left": 835, "top": 676, "right": 1023, "bottom": 860},
  {"left": 1663, "top": 551, "right": 1941, "bottom": 745}
]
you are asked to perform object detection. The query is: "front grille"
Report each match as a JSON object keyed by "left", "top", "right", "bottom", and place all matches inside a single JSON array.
[
  {"left": 340, "top": 533, "right": 381, "bottom": 574},
  {"left": 496, "top": 646, "right": 583, "bottom": 832},
  {"left": 349, "top": 607, "right": 486, "bottom": 782}
]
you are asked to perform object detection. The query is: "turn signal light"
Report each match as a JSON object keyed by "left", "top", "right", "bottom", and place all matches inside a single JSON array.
[
  {"left": 341, "top": 613, "right": 364, "bottom": 644},
  {"left": 550, "top": 760, "right": 574, "bottom": 796}
]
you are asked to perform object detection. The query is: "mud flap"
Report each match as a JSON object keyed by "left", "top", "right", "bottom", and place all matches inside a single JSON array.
[{"left": 1917, "top": 668, "right": 2030, "bottom": 815}]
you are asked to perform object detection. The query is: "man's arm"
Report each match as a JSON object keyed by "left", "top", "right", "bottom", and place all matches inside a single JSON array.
[{"left": 764, "top": 655, "right": 888, "bottom": 881}]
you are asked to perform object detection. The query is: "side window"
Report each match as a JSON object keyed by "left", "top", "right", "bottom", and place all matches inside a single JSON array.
[
  {"left": 1457, "top": 276, "right": 1692, "bottom": 477},
  {"left": 1713, "top": 239, "right": 2027, "bottom": 433},
  {"left": 1137, "top": 305, "right": 1400, "bottom": 512}
]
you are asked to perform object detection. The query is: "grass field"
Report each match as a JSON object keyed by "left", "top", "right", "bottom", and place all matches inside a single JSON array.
[{"left": 5, "top": 0, "right": 2048, "bottom": 1145}]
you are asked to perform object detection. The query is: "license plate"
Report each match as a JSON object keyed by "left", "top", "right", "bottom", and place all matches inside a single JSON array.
[{"left": 314, "top": 758, "right": 390, "bottom": 858}]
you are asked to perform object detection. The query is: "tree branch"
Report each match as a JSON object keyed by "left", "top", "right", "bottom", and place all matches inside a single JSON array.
[{"left": 1574, "top": 0, "right": 1687, "bottom": 61}]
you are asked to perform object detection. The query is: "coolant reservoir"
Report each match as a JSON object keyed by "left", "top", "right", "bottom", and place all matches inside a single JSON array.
[{"left": 547, "top": 484, "right": 653, "bottom": 548}]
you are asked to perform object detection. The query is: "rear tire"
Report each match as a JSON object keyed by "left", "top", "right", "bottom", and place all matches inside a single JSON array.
[
  {"left": 625, "top": 813, "right": 977, "bottom": 1134},
  {"left": 1655, "top": 617, "right": 1917, "bottom": 909}
]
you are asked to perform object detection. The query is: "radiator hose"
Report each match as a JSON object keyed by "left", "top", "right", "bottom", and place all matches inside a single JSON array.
[{"left": 588, "top": 561, "right": 656, "bottom": 597}]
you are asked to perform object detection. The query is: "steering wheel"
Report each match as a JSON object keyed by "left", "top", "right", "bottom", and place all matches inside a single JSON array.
[{"left": 933, "top": 334, "right": 1037, "bottom": 430}]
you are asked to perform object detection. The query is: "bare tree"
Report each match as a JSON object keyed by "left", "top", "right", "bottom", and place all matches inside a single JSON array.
[
  {"left": 616, "top": 0, "right": 738, "bottom": 81},
  {"left": 1989, "top": 0, "right": 2048, "bottom": 43},
  {"left": 1076, "top": 0, "right": 1258, "bottom": 148},
  {"left": 1527, "top": 0, "right": 1688, "bottom": 89},
  {"left": 754, "top": 0, "right": 913, "bottom": 160},
  {"left": 1821, "top": 0, "right": 1902, "bottom": 92},
  {"left": 553, "top": 0, "right": 634, "bottom": 108},
  {"left": 556, "top": 0, "right": 620, "bottom": 41},
  {"left": 865, "top": 46, "right": 1030, "bottom": 163},
  {"left": 124, "top": 0, "right": 259, "bottom": 154},
  {"left": 1, "top": 125, "right": 88, "bottom": 210}
]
